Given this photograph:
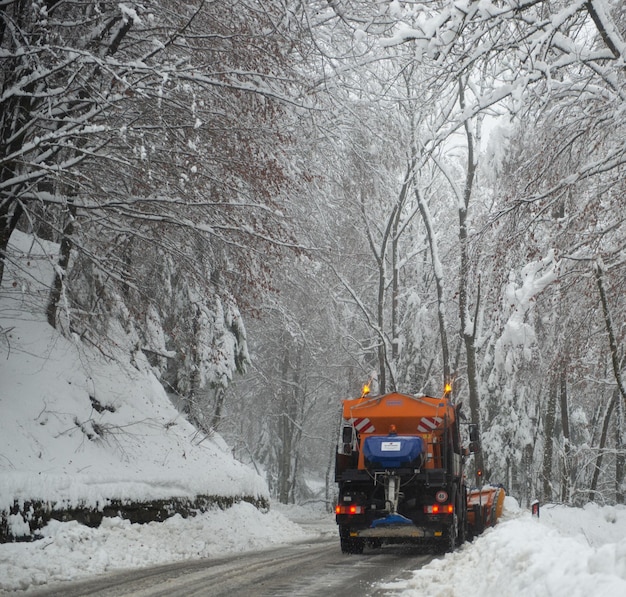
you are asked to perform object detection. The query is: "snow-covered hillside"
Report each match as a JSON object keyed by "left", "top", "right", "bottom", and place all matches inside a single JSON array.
[{"left": 0, "top": 231, "right": 269, "bottom": 534}]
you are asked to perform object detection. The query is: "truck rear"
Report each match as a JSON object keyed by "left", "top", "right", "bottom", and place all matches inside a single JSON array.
[{"left": 335, "top": 390, "right": 470, "bottom": 554}]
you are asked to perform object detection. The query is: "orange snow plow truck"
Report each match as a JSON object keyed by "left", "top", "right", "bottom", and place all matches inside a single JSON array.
[{"left": 335, "top": 390, "right": 504, "bottom": 553}]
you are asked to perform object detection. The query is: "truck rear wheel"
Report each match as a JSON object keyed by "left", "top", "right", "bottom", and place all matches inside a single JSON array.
[
  {"left": 444, "top": 514, "right": 458, "bottom": 553},
  {"left": 340, "top": 536, "right": 364, "bottom": 554},
  {"left": 456, "top": 490, "right": 467, "bottom": 546},
  {"left": 339, "top": 526, "right": 365, "bottom": 554},
  {"left": 456, "top": 516, "right": 467, "bottom": 547}
]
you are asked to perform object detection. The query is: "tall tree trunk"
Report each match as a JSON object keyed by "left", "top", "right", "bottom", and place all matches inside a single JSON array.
[
  {"left": 391, "top": 206, "right": 400, "bottom": 365},
  {"left": 595, "top": 259, "right": 626, "bottom": 502},
  {"left": 46, "top": 201, "right": 76, "bottom": 329},
  {"left": 364, "top": 159, "right": 413, "bottom": 394},
  {"left": 278, "top": 346, "right": 292, "bottom": 504},
  {"left": 210, "top": 386, "right": 226, "bottom": 430},
  {"left": 523, "top": 442, "right": 534, "bottom": 508},
  {"left": 560, "top": 367, "right": 571, "bottom": 503},
  {"left": 595, "top": 260, "right": 626, "bottom": 409},
  {"left": 289, "top": 352, "right": 305, "bottom": 505},
  {"left": 376, "top": 254, "right": 387, "bottom": 394},
  {"left": 184, "top": 305, "right": 202, "bottom": 425},
  {"left": 589, "top": 390, "right": 617, "bottom": 501},
  {"left": 458, "top": 80, "right": 484, "bottom": 481},
  {"left": 0, "top": 200, "right": 24, "bottom": 287},
  {"left": 542, "top": 375, "right": 558, "bottom": 501},
  {"left": 616, "top": 392, "right": 625, "bottom": 504},
  {"left": 326, "top": 442, "right": 335, "bottom": 513},
  {"left": 415, "top": 185, "right": 451, "bottom": 391},
  {"left": 0, "top": 5, "right": 38, "bottom": 288},
  {"left": 278, "top": 409, "right": 291, "bottom": 503}
]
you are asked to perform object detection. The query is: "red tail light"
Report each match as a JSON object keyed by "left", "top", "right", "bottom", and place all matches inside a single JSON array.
[
  {"left": 424, "top": 504, "right": 454, "bottom": 514},
  {"left": 336, "top": 504, "right": 365, "bottom": 515}
]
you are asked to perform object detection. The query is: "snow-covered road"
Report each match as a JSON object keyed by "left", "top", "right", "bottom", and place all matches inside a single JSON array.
[{"left": 20, "top": 537, "right": 433, "bottom": 597}]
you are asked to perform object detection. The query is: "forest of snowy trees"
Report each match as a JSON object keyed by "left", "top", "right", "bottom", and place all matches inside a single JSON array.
[{"left": 2, "top": 1, "right": 625, "bottom": 509}]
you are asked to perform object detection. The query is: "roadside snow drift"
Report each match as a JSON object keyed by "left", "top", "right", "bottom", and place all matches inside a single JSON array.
[
  {"left": 380, "top": 498, "right": 626, "bottom": 597},
  {"left": 0, "top": 502, "right": 319, "bottom": 592}
]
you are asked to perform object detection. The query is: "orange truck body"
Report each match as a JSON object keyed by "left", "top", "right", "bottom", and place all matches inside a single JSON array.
[
  {"left": 334, "top": 391, "right": 503, "bottom": 553},
  {"left": 466, "top": 485, "right": 506, "bottom": 536},
  {"left": 340, "top": 392, "right": 459, "bottom": 473}
]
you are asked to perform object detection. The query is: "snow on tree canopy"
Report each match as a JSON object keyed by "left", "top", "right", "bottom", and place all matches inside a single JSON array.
[{"left": 495, "top": 250, "right": 559, "bottom": 373}]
